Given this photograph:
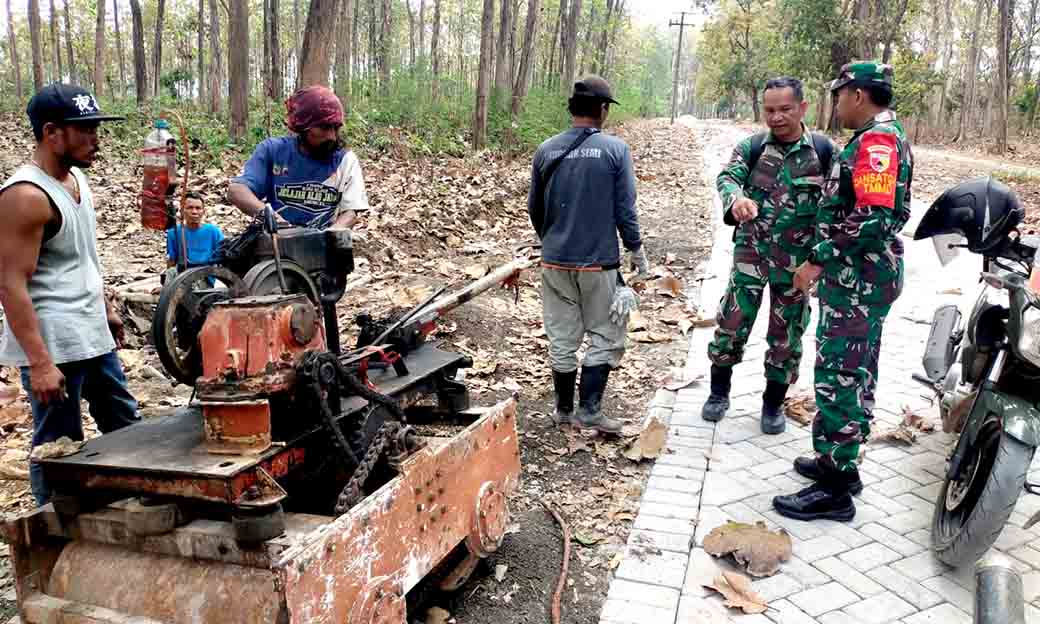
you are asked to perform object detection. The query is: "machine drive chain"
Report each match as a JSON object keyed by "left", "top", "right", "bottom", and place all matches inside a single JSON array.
[{"left": 334, "top": 420, "right": 401, "bottom": 514}]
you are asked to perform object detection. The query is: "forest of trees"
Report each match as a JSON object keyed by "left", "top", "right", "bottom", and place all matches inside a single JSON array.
[
  {"left": 686, "top": 0, "right": 1040, "bottom": 153},
  {"left": 0, "top": 0, "right": 679, "bottom": 152}
]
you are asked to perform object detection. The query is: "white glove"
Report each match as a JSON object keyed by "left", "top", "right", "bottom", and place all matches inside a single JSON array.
[
  {"left": 609, "top": 286, "right": 639, "bottom": 325},
  {"left": 629, "top": 247, "right": 650, "bottom": 279}
]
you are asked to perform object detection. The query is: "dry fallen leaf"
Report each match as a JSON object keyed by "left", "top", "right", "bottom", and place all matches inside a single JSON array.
[
  {"left": 0, "top": 449, "right": 29, "bottom": 481},
  {"left": 464, "top": 264, "right": 488, "bottom": 279},
  {"left": 30, "top": 436, "right": 85, "bottom": 460},
  {"left": 783, "top": 393, "right": 816, "bottom": 427},
  {"left": 902, "top": 405, "right": 936, "bottom": 432},
  {"left": 938, "top": 287, "right": 963, "bottom": 295},
  {"left": 622, "top": 417, "right": 668, "bottom": 462},
  {"left": 628, "top": 309, "right": 649, "bottom": 331},
  {"left": 704, "top": 570, "right": 769, "bottom": 614},
  {"left": 631, "top": 330, "right": 671, "bottom": 344},
  {"left": 872, "top": 426, "right": 917, "bottom": 445},
  {"left": 425, "top": 607, "right": 452, "bottom": 624},
  {"left": 703, "top": 521, "right": 793, "bottom": 577},
  {"left": 655, "top": 275, "right": 684, "bottom": 298}
]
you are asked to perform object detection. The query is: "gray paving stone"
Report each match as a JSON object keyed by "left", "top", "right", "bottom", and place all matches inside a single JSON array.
[
  {"left": 606, "top": 579, "right": 681, "bottom": 609},
  {"left": 748, "top": 430, "right": 803, "bottom": 449},
  {"left": 1011, "top": 545, "right": 1040, "bottom": 570},
  {"left": 789, "top": 581, "right": 860, "bottom": 617},
  {"left": 865, "top": 446, "right": 911, "bottom": 464},
  {"left": 638, "top": 501, "right": 699, "bottom": 521},
  {"left": 627, "top": 529, "right": 692, "bottom": 554},
  {"left": 767, "top": 473, "right": 805, "bottom": 494},
  {"left": 794, "top": 534, "right": 852, "bottom": 562},
  {"left": 633, "top": 513, "right": 696, "bottom": 536},
  {"left": 769, "top": 442, "right": 805, "bottom": 463},
  {"left": 656, "top": 449, "right": 709, "bottom": 471},
  {"left": 645, "top": 474, "right": 704, "bottom": 496},
  {"left": 782, "top": 556, "right": 832, "bottom": 589},
  {"left": 701, "top": 470, "right": 772, "bottom": 506},
  {"left": 650, "top": 462, "right": 706, "bottom": 482},
  {"left": 996, "top": 524, "right": 1038, "bottom": 551},
  {"left": 865, "top": 564, "right": 944, "bottom": 610},
  {"left": 902, "top": 603, "right": 972, "bottom": 624},
  {"left": 1028, "top": 602, "right": 1040, "bottom": 624},
  {"left": 719, "top": 501, "right": 772, "bottom": 525},
  {"left": 859, "top": 523, "right": 926, "bottom": 557},
  {"left": 718, "top": 417, "right": 769, "bottom": 444},
  {"left": 886, "top": 457, "right": 941, "bottom": 486},
  {"left": 761, "top": 510, "right": 825, "bottom": 541},
  {"left": 857, "top": 489, "right": 912, "bottom": 515},
  {"left": 1023, "top": 570, "right": 1040, "bottom": 602},
  {"left": 874, "top": 475, "right": 922, "bottom": 498},
  {"left": 920, "top": 575, "right": 974, "bottom": 613},
  {"left": 847, "top": 503, "right": 891, "bottom": 529},
  {"left": 651, "top": 389, "right": 678, "bottom": 409},
  {"left": 750, "top": 458, "right": 796, "bottom": 480},
  {"left": 669, "top": 423, "right": 717, "bottom": 441},
  {"left": 694, "top": 506, "right": 730, "bottom": 546},
  {"left": 877, "top": 509, "right": 931, "bottom": 534},
  {"left": 892, "top": 493, "right": 934, "bottom": 514},
  {"left": 674, "top": 595, "right": 730, "bottom": 623},
  {"left": 891, "top": 551, "right": 949, "bottom": 582},
  {"left": 915, "top": 481, "right": 943, "bottom": 502},
  {"left": 763, "top": 598, "right": 819, "bottom": 624},
  {"left": 682, "top": 547, "right": 731, "bottom": 598},
  {"left": 817, "top": 611, "right": 872, "bottom": 624},
  {"left": 813, "top": 556, "right": 886, "bottom": 597},
  {"left": 812, "top": 519, "right": 873, "bottom": 548},
  {"left": 724, "top": 440, "right": 783, "bottom": 465},
  {"left": 614, "top": 548, "right": 688, "bottom": 589},
  {"left": 666, "top": 434, "right": 712, "bottom": 453},
  {"left": 750, "top": 573, "right": 805, "bottom": 603},
  {"left": 859, "top": 459, "right": 897, "bottom": 481},
  {"left": 838, "top": 542, "right": 902, "bottom": 573},
  {"left": 745, "top": 492, "right": 779, "bottom": 513},
  {"left": 599, "top": 598, "right": 677, "bottom": 624},
  {"left": 840, "top": 591, "right": 917, "bottom": 623},
  {"left": 906, "top": 529, "right": 932, "bottom": 548},
  {"left": 641, "top": 487, "right": 701, "bottom": 508}
]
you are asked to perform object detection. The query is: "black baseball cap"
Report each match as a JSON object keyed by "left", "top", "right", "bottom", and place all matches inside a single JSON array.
[
  {"left": 27, "top": 83, "right": 125, "bottom": 135},
  {"left": 572, "top": 76, "right": 620, "bottom": 105}
]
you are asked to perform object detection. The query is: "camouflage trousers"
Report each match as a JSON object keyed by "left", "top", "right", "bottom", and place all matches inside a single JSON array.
[
  {"left": 812, "top": 300, "right": 892, "bottom": 472},
  {"left": 707, "top": 256, "right": 811, "bottom": 385}
]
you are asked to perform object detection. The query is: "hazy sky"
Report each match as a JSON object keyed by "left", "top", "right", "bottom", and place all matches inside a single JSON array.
[{"left": 630, "top": 0, "right": 707, "bottom": 28}]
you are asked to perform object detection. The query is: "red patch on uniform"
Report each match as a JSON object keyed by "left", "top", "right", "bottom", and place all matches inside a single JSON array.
[{"left": 852, "top": 132, "right": 899, "bottom": 209}]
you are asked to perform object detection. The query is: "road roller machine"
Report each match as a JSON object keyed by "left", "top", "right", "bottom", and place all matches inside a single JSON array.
[{"left": 3, "top": 215, "right": 536, "bottom": 623}]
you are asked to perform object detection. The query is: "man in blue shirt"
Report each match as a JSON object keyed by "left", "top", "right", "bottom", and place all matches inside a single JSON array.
[
  {"left": 166, "top": 192, "right": 224, "bottom": 268},
  {"left": 228, "top": 86, "right": 369, "bottom": 230}
]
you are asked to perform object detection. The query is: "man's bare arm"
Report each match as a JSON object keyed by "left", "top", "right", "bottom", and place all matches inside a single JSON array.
[
  {"left": 0, "top": 184, "right": 55, "bottom": 368},
  {"left": 329, "top": 209, "right": 357, "bottom": 230},
  {"left": 228, "top": 182, "right": 266, "bottom": 218}
]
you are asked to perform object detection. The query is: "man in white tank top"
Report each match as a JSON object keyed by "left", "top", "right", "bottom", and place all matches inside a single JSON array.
[{"left": 0, "top": 84, "right": 138, "bottom": 505}]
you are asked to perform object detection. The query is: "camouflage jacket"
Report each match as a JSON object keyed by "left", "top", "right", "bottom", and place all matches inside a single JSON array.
[
  {"left": 809, "top": 111, "right": 913, "bottom": 306},
  {"left": 716, "top": 127, "right": 835, "bottom": 278}
]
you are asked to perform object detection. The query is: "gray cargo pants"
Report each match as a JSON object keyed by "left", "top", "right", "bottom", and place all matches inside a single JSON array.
[{"left": 541, "top": 267, "right": 627, "bottom": 373}]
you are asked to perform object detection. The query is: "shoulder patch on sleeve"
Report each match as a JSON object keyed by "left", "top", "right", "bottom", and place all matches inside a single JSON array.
[{"left": 852, "top": 132, "right": 898, "bottom": 208}]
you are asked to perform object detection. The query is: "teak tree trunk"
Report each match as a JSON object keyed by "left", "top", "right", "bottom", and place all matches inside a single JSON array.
[
  {"left": 493, "top": 0, "right": 513, "bottom": 108},
  {"left": 229, "top": 0, "right": 249, "bottom": 138},
  {"left": 49, "top": 0, "right": 62, "bottom": 82},
  {"left": 129, "top": 0, "right": 148, "bottom": 102},
  {"left": 511, "top": 0, "right": 539, "bottom": 118},
  {"left": 994, "top": 0, "right": 1010, "bottom": 152},
  {"left": 474, "top": 0, "right": 495, "bottom": 149},
  {"left": 561, "top": 0, "right": 581, "bottom": 93},
  {"left": 196, "top": 0, "right": 204, "bottom": 102},
  {"left": 152, "top": 0, "right": 166, "bottom": 97},
  {"left": 63, "top": 0, "right": 75, "bottom": 83},
  {"left": 115, "top": 0, "right": 128, "bottom": 96},
  {"left": 378, "top": 0, "right": 392, "bottom": 92},
  {"left": 6, "top": 0, "right": 23, "bottom": 99},
  {"left": 271, "top": 0, "right": 283, "bottom": 98},
  {"left": 208, "top": 0, "right": 223, "bottom": 112},
  {"left": 431, "top": 0, "right": 441, "bottom": 99},
  {"left": 94, "top": 0, "right": 107, "bottom": 95},
  {"left": 334, "top": 0, "right": 354, "bottom": 100},
  {"left": 298, "top": 0, "right": 342, "bottom": 87},
  {"left": 955, "top": 0, "right": 988, "bottom": 142},
  {"left": 28, "top": 0, "right": 44, "bottom": 91}
]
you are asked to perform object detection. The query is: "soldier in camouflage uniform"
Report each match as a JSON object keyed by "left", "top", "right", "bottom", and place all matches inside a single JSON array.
[
  {"left": 774, "top": 62, "right": 913, "bottom": 522},
  {"left": 703, "top": 77, "right": 837, "bottom": 435}
]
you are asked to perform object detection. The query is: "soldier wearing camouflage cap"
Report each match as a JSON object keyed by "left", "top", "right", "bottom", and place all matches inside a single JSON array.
[
  {"left": 773, "top": 61, "right": 914, "bottom": 522},
  {"left": 703, "top": 77, "right": 837, "bottom": 435}
]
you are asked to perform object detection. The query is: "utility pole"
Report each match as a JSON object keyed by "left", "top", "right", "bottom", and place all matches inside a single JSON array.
[{"left": 670, "top": 12, "right": 694, "bottom": 124}]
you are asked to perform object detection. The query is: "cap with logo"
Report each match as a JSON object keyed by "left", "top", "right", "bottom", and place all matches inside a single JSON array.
[
  {"left": 571, "top": 76, "right": 620, "bottom": 105},
  {"left": 827, "top": 61, "right": 894, "bottom": 92},
  {"left": 27, "top": 83, "right": 125, "bottom": 135}
]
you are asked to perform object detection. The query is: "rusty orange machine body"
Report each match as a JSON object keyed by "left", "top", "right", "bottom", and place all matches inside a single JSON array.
[
  {"left": 195, "top": 294, "right": 326, "bottom": 455},
  {"left": 0, "top": 252, "right": 537, "bottom": 623}
]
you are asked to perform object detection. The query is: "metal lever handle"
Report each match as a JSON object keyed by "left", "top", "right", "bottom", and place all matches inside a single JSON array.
[{"left": 262, "top": 205, "right": 288, "bottom": 294}]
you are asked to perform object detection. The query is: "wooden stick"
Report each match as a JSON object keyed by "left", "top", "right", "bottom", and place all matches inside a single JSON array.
[{"left": 542, "top": 501, "right": 570, "bottom": 624}]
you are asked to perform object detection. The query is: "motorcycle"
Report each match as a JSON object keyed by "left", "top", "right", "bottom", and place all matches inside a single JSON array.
[{"left": 913, "top": 177, "right": 1040, "bottom": 567}]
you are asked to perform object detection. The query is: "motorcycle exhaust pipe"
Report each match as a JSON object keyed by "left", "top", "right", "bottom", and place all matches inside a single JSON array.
[{"left": 975, "top": 552, "right": 1025, "bottom": 624}]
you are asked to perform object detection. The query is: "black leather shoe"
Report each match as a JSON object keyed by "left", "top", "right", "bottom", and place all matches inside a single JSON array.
[
  {"left": 773, "top": 483, "right": 856, "bottom": 522},
  {"left": 793, "top": 457, "right": 864, "bottom": 496},
  {"left": 702, "top": 394, "right": 730, "bottom": 422},
  {"left": 760, "top": 403, "right": 786, "bottom": 434}
]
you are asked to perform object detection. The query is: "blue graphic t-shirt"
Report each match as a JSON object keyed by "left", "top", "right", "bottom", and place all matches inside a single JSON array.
[
  {"left": 232, "top": 136, "right": 370, "bottom": 227},
  {"left": 166, "top": 223, "right": 225, "bottom": 266}
]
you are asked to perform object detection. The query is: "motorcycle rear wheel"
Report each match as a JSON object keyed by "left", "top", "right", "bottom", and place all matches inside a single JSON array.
[{"left": 932, "top": 422, "right": 1035, "bottom": 567}]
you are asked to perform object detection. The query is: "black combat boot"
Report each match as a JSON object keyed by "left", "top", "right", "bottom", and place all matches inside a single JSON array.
[
  {"left": 760, "top": 381, "right": 788, "bottom": 435},
  {"left": 552, "top": 370, "right": 577, "bottom": 427},
  {"left": 793, "top": 456, "right": 864, "bottom": 496},
  {"left": 773, "top": 464, "right": 857, "bottom": 522},
  {"left": 701, "top": 365, "right": 733, "bottom": 422},
  {"left": 575, "top": 365, "right": 622, "bottom": 434}
]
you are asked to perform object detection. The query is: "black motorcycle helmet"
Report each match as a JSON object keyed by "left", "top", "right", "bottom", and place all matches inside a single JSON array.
[{"left": 914, "top": 177, "right": 1024, "bottom": 254}]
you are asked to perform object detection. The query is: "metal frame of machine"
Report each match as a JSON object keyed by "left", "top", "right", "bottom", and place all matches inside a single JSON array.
[{"left": 2, "top": 216, "right": 538, "bottom": 623}]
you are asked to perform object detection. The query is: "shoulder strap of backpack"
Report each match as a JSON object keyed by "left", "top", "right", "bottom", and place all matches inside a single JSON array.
[
  {"left": 810, "top": 132, "right": 834, "bottom": 174},
  {"left": 746, "top": 131, "right": 768, "bottom": 172}
]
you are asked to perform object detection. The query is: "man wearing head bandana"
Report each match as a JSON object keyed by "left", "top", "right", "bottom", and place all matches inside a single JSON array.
[{"left": 229, "top": 85, "right": 369, "bottom": 229}]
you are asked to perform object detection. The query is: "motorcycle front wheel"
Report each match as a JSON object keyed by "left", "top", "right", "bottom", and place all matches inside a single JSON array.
[{"left": 932, "top": 421, "right": 1035, "bottom": 567}]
